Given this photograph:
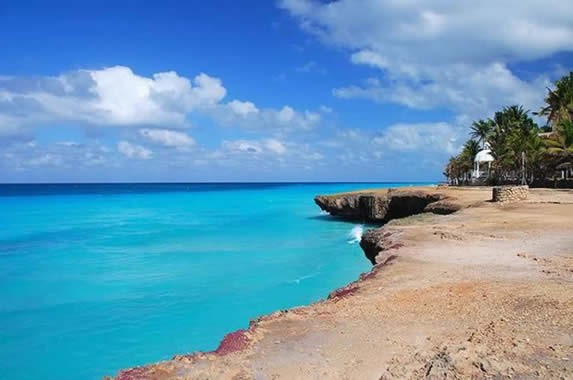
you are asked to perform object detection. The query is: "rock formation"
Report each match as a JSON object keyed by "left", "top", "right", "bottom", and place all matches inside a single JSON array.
[
  {"left": 315, "top": 188, "right": 465, "bottom": 265},
  {"left": 359, "top": 229, "right": 403, "bottom": 265},
  {"left": 314, "top": 188, "right": 461, "bottom": 223}
]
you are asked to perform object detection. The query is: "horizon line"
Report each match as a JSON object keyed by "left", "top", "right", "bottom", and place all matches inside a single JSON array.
[{"left": 0, "top": 180, "right": 441, "bottom": 185}]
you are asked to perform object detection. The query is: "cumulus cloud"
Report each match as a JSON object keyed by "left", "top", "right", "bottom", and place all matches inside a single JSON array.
[
  {"left": 0, "top": 66, "right": 225, "bottom": 129},
  {"left": 280, "top": 0, "right": 573, "bottom": 118},
  {"left": 117, "top": 141, "right": 153, "bottom": 160},
  {"left": 0, "top": 66, "right": 323, "bottom": 138},
  {"left": 139, "top": 128, "right": 195, "bottom": 148},
  {"left": 227, "top": 100, "right": 259, "bottom": 116}
]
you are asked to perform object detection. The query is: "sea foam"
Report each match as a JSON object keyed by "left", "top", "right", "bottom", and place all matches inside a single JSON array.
[{"left": 348, "top": 225, "right": 364, "bottom": 244}]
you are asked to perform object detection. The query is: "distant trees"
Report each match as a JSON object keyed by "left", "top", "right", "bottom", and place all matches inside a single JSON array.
[
  {"left": 443, "top": 138, "right": 481, "bottom": 185},
  {"left": 444, "top": 71, "right": 573, "bottom": 186}
]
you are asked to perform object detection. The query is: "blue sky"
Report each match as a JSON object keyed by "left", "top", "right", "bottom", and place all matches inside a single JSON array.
[{"left": 1, "top": 0, "right": 572, "bottom": 183}]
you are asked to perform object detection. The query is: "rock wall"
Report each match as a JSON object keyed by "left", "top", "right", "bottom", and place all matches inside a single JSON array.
[
  {"left": 492, "top": 186, "right": 529, "bottom": 203},
  {"left": 359, "top": 229, "right": 403, "bottom": 265},
  {"left": 314, "top": 189, "right": 460, "bottom": 223}
]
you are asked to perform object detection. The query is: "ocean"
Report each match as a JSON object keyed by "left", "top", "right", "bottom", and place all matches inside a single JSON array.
[{"left": 0, "top": 182, "right": 430, "bottom": 379}]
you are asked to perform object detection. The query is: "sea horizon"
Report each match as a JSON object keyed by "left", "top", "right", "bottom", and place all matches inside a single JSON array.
[{"left": 0, "top": 180, "right": 438, "bottom": 185}]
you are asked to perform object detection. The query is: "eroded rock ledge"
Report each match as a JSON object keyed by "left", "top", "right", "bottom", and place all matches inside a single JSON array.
[
  {"left": 314, "top": 188, "right": 461, "bottom": 223},
  {"left": 315, "top": 188, "right": 464, "bottom": 265}
]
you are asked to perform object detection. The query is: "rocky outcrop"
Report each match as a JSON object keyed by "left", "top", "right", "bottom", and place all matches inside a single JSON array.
[
  {"left": 315, "top": 189, "right": 460, "bottom": 223},
  {"left": 359, "top": 229, "right": 403, "bottom": 265},
  {"left": 315, "top": 188, "right": 464, "bottom": 265},
  {"left": 314, "top": 193, "right": 364, "bottom": 219}
]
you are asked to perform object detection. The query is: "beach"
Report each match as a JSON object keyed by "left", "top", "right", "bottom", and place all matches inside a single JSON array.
[{"left": 115, "top": 186, "right": 573, "bottom": 379}]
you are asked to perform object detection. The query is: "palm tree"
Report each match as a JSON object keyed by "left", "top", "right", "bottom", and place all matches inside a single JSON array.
[
  {"left": 535, "top": 72, "right": 573, "bottom": 130},
  {"left": 544, "top": 119, "right": 573, "bottom": 157},
  {"left": 485, "top": 105, "right": 540, "bottom": 183},
  {"left": 470, "top": 119, "right": 492, "bottom": 148},
  {"left": 461, "top": 139, "right": 480, "bottom": 161}
]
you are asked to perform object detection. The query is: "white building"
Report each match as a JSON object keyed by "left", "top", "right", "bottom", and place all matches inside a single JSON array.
[{"left": 473, "top": 143, "right": 494, "bottom": 178}]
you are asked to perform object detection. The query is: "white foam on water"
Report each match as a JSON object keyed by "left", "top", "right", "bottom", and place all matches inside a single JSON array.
[
  {"left": 347, "top": 225, "right": 364, "bottom": 244},
  {"left": 290, "top": 273, "right": 319, "bottom": 284}
]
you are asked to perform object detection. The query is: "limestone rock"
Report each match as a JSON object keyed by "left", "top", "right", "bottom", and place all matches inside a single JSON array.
[{"left": 314, "top": 189, "right": 457, "bottom": 223}]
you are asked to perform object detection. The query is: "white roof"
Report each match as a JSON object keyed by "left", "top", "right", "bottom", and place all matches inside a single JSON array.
[{"left": 474, "top": 149, "right": 494, "bottom": 163}]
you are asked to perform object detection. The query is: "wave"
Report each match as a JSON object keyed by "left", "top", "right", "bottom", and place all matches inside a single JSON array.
[
  {"left": 290, "top": 273, "right": 319, "bottom": 284},
  {"left": 347, "top": 225, "right": 364, "bottom": 244}
]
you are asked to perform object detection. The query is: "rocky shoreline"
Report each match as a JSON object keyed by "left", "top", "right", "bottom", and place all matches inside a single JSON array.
[
  {"left": 314, "top": 188, "right": 462, "bottom": 223},
  {"left": 113, "top": 186, "right": 573, "bottom": 379},
  {"left": 314, "top": 188, "right": 464, "bottom": 264}
]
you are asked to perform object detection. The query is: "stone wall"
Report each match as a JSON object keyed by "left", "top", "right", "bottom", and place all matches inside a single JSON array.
[{"left": 492, "top": 185, "right": 529, "bottom": 203}]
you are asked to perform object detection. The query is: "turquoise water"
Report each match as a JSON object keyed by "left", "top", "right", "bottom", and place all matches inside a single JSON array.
[{"left": 0, "top": 183, "right": 427, "bottom": 379}]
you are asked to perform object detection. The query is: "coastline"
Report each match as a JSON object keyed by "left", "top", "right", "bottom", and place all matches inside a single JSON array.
[{"left": 113, "top": 186, "right": 573, "bottom": 379}]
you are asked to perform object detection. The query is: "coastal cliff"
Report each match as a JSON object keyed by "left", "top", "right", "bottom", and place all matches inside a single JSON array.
[
  {"left": 314, "top": 187, "right": 464, "bottom": 264},
  {"left": 314, "top": 188, "right": 461, "bottom": 223}
]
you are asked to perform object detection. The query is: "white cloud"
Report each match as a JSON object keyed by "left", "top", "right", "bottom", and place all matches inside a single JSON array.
[
  {"left": 0, "top": 66, "right": 226, "bottom": 128},
  {"left": 280, "top": 0, "right": 573, "bottom": 119},
  {"left": 220, "top": 138, "right": 287, "bottom": 155},
  {"left": 27, "top": 153, "right": 63, "bottom": 167},
  {"left": 265, "top": 138, "right": 287, "bottom": 155},
  {"left": 0, "top": 66, "right": 322, "bottom": 137},
  {"left": 139, "top": 128, "right": 195, "bottom": 148},
  {"left": 208, "top": 137, "right": 323, "bottom": 171},
  {"left": 333, "top": 63, "right": 550, "bottom": 121},
  {"left": 117, "top": 141, "right": 153, "bottom": 160},
  {"left": 1, "top": 140, "right": 112, "bottom": 171},
  {"left": 280, "top": 0, "right": 573, "bottom": 65},
  {"left": 373, "top": 122, "right": 459, "bottom": 155},
  {"left": 213, "top": 103, "right": 321, "bottom": 130},
  {"left": 318, "top": 123, "right": 460, "bottom": 170},
  {"left": 228, "top": 100, "right": 259, "bottom": 116}
]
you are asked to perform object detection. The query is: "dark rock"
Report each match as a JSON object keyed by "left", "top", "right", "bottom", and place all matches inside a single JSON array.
[
  {"left": 315, "top": 189, "right": 452, "bottom": 223},
  {"left": 314, "top": 193, "right": 365, "bottom": 220},
  {"left": 317, "top": 188, "right": 464, "bottom": 265},
  {"left": 385, "top": 191, "right": 443, "bottom": 220}
]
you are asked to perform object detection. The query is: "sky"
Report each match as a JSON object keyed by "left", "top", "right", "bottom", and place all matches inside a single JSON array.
[{"left": 1, "top": 0, "right": 572, "bottom": 183}]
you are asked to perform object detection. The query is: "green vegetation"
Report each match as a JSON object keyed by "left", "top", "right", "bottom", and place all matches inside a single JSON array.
[{"left": 444, "top": 71, "right": 573, "bottom": 186}]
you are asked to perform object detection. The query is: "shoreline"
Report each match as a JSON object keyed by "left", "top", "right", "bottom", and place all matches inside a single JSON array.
[{"left": 113, "top": 186, "right": 573, "bottom": 379}]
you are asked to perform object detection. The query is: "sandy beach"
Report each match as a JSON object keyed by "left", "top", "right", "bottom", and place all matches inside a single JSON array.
[{"left": 115, "top": 187, "right": 573, "bottom": 379}]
